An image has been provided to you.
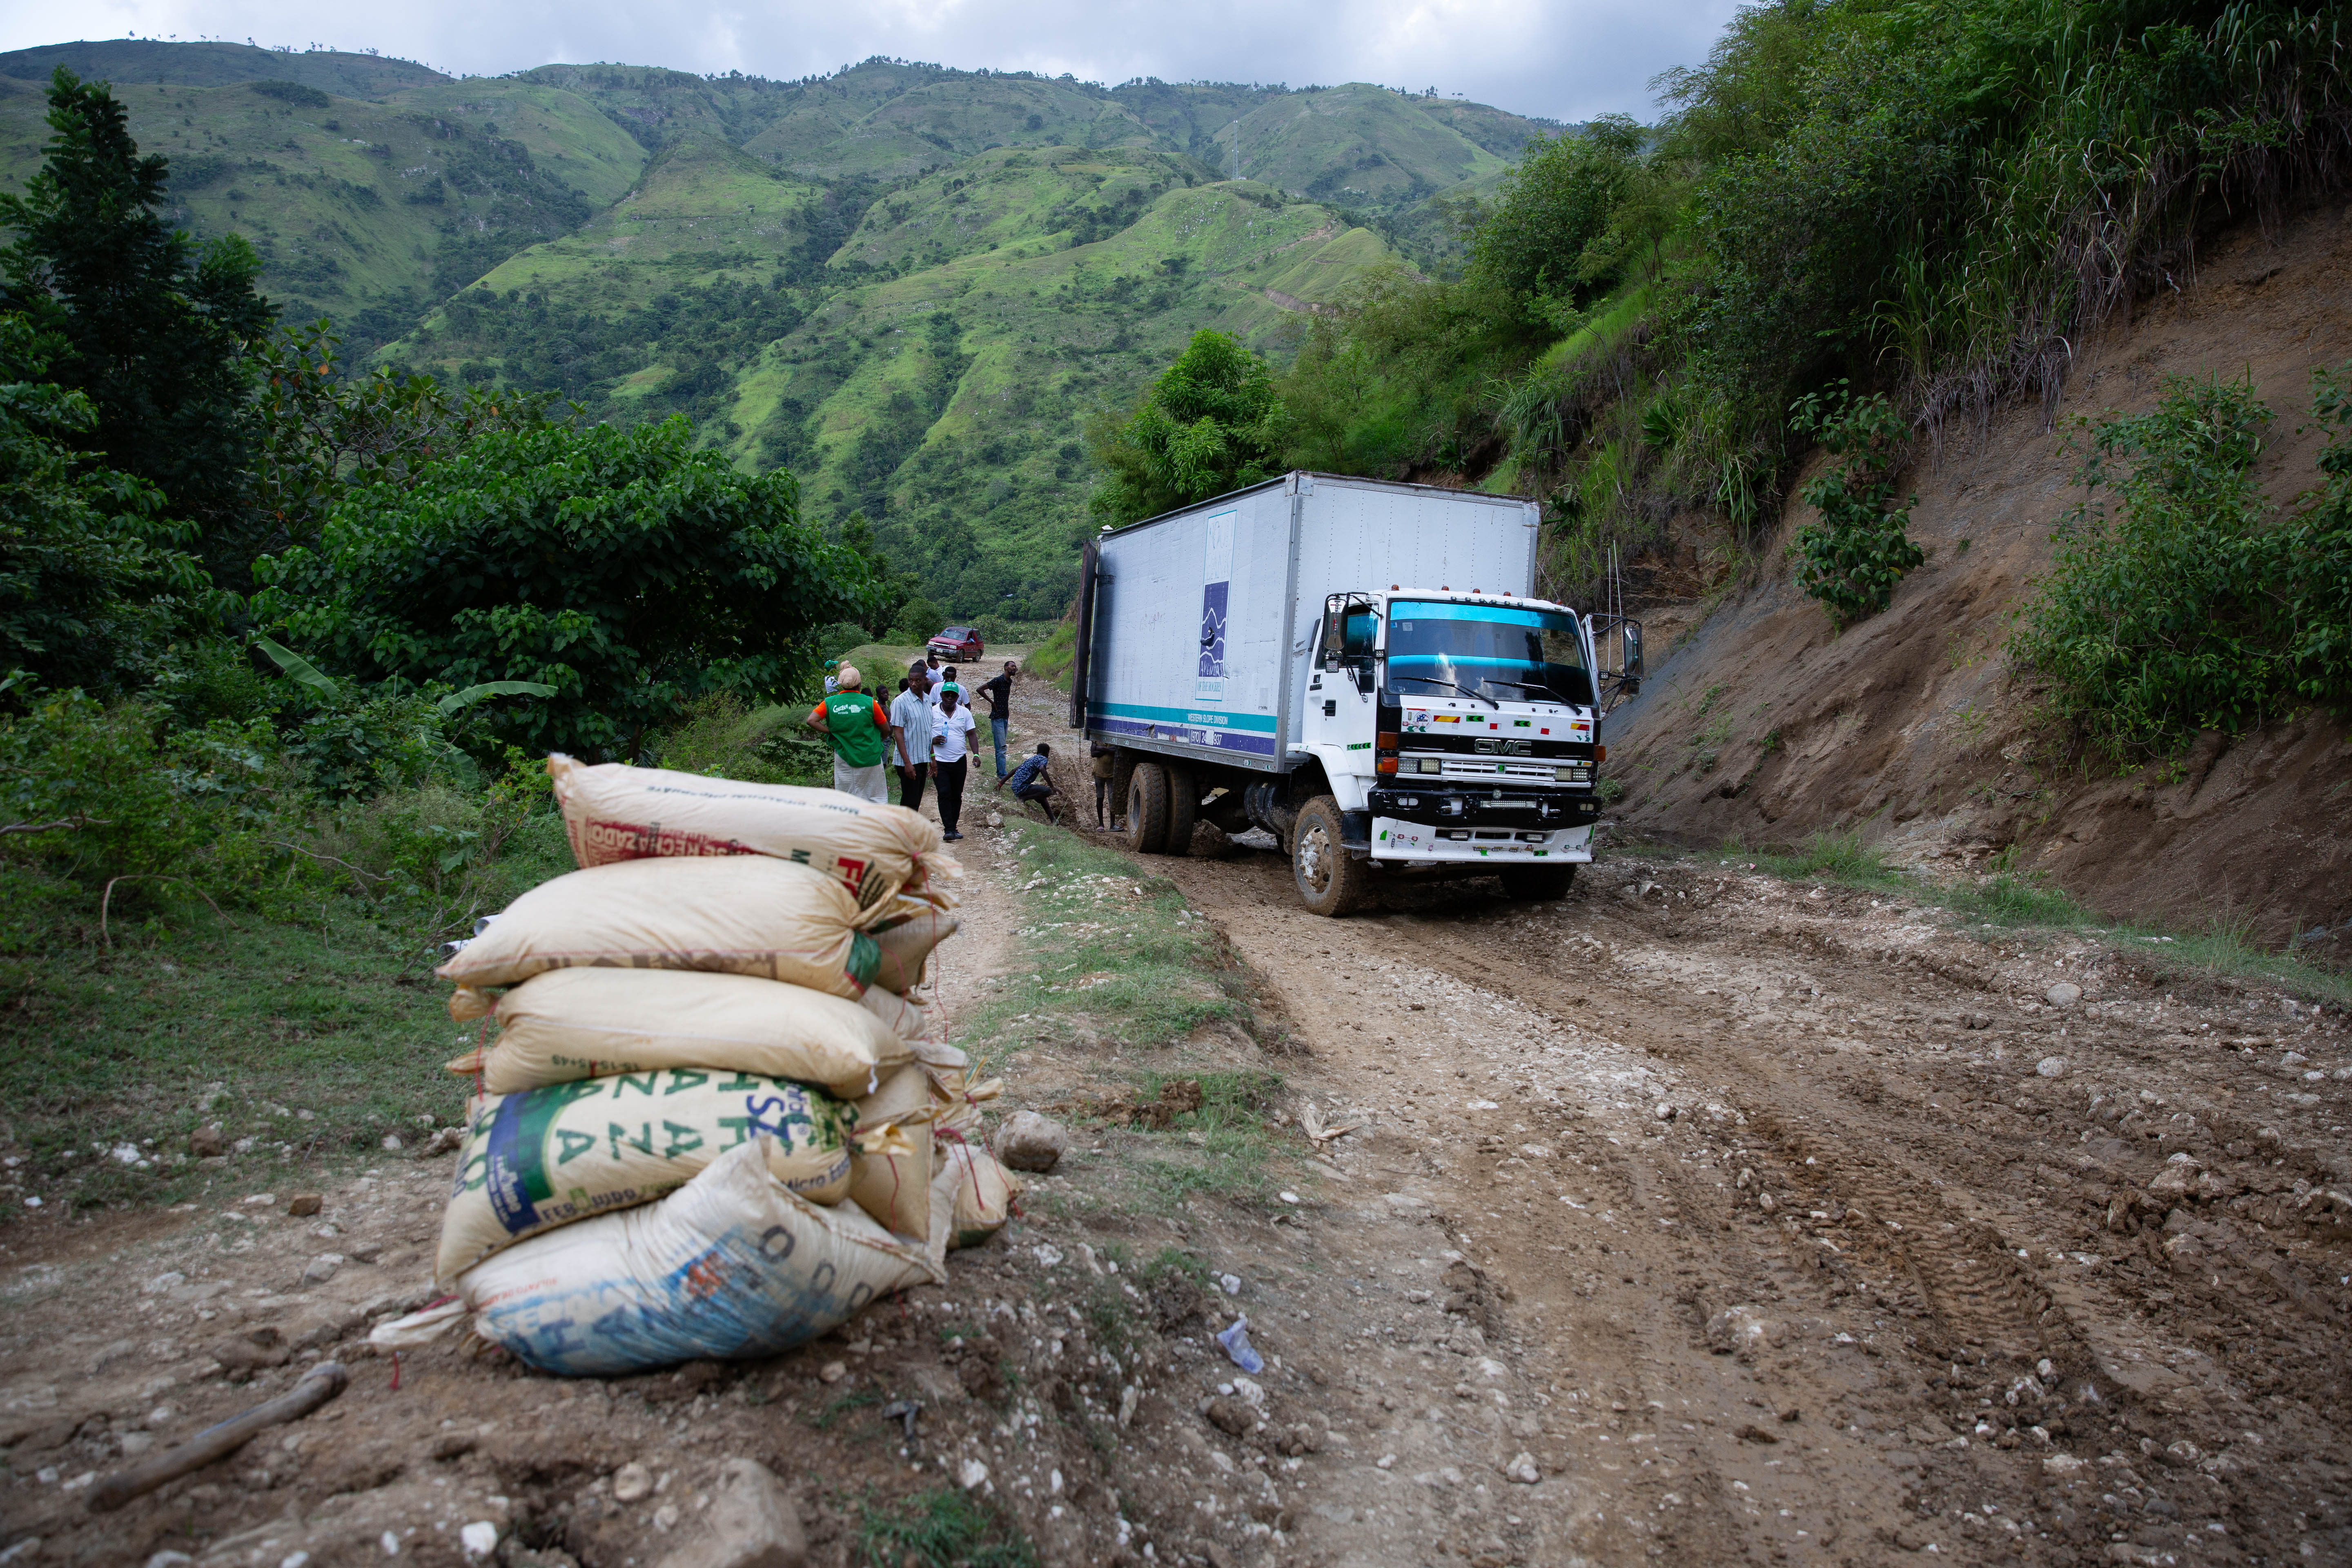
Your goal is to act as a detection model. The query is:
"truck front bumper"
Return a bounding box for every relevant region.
[1370,819,1593,863]
[1365,785,1599,864]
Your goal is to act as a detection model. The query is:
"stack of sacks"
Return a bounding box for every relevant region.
[390,761,976,1375]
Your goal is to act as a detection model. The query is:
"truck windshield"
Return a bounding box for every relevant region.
[1386,601,1595,708]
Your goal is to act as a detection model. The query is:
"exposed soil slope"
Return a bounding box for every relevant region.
[1604,203,2352,944]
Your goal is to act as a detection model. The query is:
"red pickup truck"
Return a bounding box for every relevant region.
[926,626,984,661]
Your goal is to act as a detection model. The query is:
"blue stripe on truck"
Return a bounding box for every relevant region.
[1094,708,1279,757]
[1095,703,1278,732]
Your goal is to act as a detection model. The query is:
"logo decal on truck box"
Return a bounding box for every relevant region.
[1195,509,1236,704]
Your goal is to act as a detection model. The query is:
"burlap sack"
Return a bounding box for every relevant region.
[939,1139,1019,1248]
[547,755,960,927]
[445,969,911,1099]
[856,1062,934,1127]
[869,907,959,993]
[846,1115,934,1240]
[437,1070,855,1282]
[437,856,895,998]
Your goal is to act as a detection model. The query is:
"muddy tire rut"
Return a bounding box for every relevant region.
[1146,839,2352,1566]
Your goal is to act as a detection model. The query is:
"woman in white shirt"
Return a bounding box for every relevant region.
[929,687,979,841]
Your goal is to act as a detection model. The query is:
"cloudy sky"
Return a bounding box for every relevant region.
[8,0,1743,123]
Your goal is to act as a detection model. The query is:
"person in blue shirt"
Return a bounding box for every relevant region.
[998,742,1059,824]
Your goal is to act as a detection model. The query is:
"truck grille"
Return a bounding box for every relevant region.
[1400,755,1577,782]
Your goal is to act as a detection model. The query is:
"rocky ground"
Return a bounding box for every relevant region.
[4,691,2349,1567]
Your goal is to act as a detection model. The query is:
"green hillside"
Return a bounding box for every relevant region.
[0,41,445,97]
[0,68,644,346]
[388,145,1387,615]
[1218,83,1515,203]
[0,39,1564,613]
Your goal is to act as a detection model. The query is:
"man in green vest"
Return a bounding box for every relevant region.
[804,663,892,802]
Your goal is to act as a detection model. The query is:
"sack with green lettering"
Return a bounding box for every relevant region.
[436,1069,856,1283]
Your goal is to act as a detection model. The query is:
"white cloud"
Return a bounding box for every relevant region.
[9,0,1741,122]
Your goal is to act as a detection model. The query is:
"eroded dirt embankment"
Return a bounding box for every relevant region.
[1604,203,2352,946]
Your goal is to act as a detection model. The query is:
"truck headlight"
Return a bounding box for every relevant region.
[1418,758,1443,775]
[1555,764,1592,783]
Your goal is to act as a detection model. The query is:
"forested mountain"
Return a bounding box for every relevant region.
[0,40,1557,615]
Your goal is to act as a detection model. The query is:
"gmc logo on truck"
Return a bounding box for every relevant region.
[1474,738,1532,756]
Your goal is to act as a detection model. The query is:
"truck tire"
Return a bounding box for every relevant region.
[1499,864,1575,901]
[1161,763,1198,857]
[1292,795,1369,917]
[1125,762,1170,855]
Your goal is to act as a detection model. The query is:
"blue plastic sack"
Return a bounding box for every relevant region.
[458,1139,942,1376]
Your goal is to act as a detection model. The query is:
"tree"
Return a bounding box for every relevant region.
[1470,116,1644,305]
[833,510,916,637]
[252,318,560,549]
[252,416,878,759]
[1087,330,1287,528]
[0,68,274,581]
[0,313,215,693]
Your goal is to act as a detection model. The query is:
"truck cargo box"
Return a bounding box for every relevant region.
[1072,473,1541,771]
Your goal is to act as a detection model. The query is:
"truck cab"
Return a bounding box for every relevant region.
[1293,588,1611,910]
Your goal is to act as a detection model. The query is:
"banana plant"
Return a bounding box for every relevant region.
[436,682,557,716]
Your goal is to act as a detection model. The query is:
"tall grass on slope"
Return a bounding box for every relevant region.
[1884,2,2352,428]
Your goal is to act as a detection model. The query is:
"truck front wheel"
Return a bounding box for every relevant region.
[1125,762,1170,855]
[1292,795,1369,916]
[1499,864,1575,901]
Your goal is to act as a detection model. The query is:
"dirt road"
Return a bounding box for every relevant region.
[6,712,2349,1567]
[1134,835,2352,1567]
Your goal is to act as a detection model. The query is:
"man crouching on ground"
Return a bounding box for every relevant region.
[998,742,1059,824]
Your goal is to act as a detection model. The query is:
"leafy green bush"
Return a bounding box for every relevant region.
[653,693,833,786]
[252,318,559,548]
[1280,266,1538,481]
[889,594,945,644]
[1088,330,1287,526]
[811,620,873,657]
[1787,384,1922,626]
[1025,621,1075,688]
[1471,116,1645,304]
[2010,368,2352,761]
[254,416,875,760]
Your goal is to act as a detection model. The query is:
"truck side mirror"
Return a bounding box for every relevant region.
[1321,608,1343,671]
[1623,624,1643,679]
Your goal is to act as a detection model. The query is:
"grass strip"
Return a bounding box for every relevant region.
[1701,831,2351,1007]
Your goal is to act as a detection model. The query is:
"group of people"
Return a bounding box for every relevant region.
[806,652,1061,832]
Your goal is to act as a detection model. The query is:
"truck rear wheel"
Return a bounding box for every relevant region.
[1124,762,1169,855]
[1499,864,1575,901]
[1161,763,1198,857]
[1292,795,1369,916]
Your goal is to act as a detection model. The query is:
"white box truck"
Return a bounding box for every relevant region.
[1069,472,1641,915]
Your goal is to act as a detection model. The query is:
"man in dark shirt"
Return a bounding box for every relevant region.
[1000,742,1058,824]
[976,660,1018,780]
